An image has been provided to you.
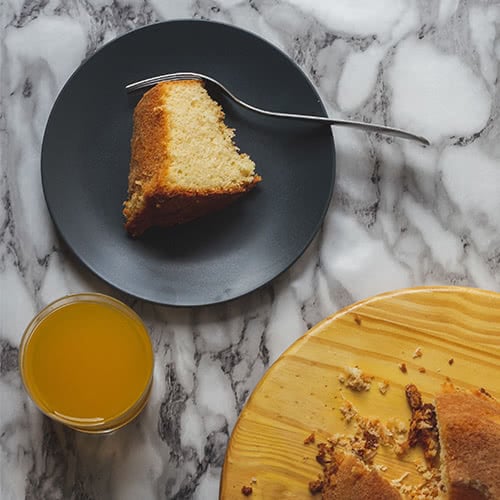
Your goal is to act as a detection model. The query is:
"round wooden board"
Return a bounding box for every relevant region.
[220,286,500,499]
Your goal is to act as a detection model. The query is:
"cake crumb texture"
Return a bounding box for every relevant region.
[123,80,261,236]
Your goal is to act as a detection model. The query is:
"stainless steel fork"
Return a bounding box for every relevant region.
[126,72,430,146]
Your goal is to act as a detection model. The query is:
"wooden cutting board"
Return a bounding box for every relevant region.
[220,286,500,499]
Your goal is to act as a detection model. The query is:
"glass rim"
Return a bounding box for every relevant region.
[19,293,154,433]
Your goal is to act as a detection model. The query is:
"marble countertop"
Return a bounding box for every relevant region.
[2,0,500,498]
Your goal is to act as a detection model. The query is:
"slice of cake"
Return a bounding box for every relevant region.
[123,80,261,237]
[435,387,500,499]
[319,452,402,500]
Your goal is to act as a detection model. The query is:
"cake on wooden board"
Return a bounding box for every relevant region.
[123,80,261,237]
[435,387,500,500]
[320,453,403,500]
[309,383,499,500]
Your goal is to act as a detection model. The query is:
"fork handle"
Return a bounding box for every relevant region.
[232,104,429,146]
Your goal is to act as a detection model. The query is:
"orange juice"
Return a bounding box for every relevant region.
[20,294,153,433]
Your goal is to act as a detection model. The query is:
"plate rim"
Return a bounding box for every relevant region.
[41,19,336,307]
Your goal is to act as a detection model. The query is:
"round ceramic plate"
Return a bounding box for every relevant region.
[42,20,335,306]
[220,286,500,498]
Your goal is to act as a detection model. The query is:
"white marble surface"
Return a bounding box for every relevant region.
[2,0,500,498]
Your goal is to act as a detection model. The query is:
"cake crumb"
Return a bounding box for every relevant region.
[308,477,324,494]
[405,384,440,464]
[250,477,257,484]
[413,347,423,359]
[479,387,493,398]
[338,366,373,391]
[448,358,454,365]
[399,363,408,374]
[389,420,410,456]
[241,485,252,496]
[304,432,315,445]
[415,461,427,473]
[339,400,358,423]
[391,471,410,485]
[378,380,390,395]
[418,367,426,373]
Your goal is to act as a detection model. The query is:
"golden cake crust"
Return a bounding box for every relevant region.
[127,81,170,196]
[123,80,261,236]
[436,388,500,500]
[322,453,402,500]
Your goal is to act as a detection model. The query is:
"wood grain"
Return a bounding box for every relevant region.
[220,287,500,499]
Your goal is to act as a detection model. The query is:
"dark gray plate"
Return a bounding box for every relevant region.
[41,20,335,306]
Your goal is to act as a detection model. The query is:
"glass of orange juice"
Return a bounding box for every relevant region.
[19,293,154,434]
